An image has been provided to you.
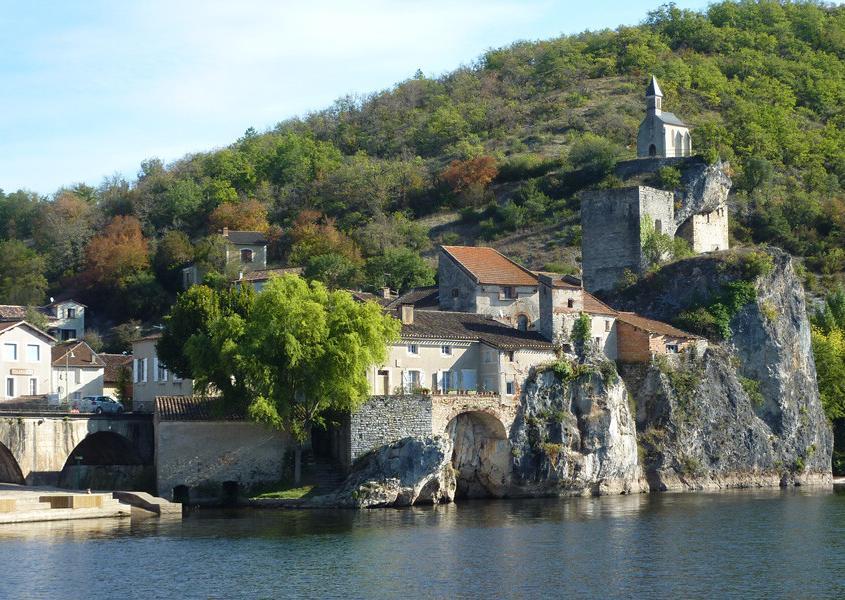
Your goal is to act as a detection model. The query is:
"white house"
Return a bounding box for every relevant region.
[131,334,193,411]
[0,299,86,341]
[0,321,55,401]
[51,340,105,403]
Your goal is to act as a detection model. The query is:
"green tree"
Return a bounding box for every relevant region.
[363,248,435,293]
[304,252,362,290]
[0,240,47,305]
[243,275,399,482]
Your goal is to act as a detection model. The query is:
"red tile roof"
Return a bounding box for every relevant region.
[100,353,133,383]
[156,396,245,421]
[441,246,538,287]
[51,341,105,368]
[616,312,701,339]
[583,292,618,316]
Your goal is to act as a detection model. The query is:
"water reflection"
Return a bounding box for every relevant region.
[0,488,842,600]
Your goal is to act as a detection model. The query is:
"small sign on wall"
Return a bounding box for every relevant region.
[10,368,34,376]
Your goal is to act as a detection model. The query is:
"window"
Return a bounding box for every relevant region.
[407,344,419,356]
[26,344,39,362]
[29,378,37,396]
[5,378,14,398]
[441,371,452,392]
[441,345,452,356]
[605,320,611,332]
[451,288,459,298]
[567,298,574,309]
[73,369,81,384]
[66,308,76,319]
[3,343,17,361]
[241,248,254,263]
[666,344,679,353]
[506,381,515,395]
[60,329,75,341]
[503,286,516,299]
[408,370,421,390]
[655,219,662,234]
[594,337,601,347]
[506,351,515,362]
[517,315,529,331]
[158,362,168,382]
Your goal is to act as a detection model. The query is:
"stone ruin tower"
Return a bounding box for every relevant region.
[580,76,732,293]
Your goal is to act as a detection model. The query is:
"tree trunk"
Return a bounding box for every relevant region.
[294,444,302,485]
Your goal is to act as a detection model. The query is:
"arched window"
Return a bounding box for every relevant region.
[516,315,529,331]
[684,132,692,156]
[241,248,254,263]
[674,131,683,157]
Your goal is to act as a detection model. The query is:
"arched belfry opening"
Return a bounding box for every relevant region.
[445,411,511,498]
[0,442,25,485]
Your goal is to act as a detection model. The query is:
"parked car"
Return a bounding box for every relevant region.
[79,396,125,414]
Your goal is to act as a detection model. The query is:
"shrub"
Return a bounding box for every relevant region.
[540,442,565,468]
[571,313,592,352]
[567,133,622,180]
[658,166,682,189]
[739,376,765,407]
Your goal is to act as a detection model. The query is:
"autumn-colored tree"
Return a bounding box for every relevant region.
[441,156,498,206]
[208,199,269,233]
[288,210,361,266]
[84,216,150,288]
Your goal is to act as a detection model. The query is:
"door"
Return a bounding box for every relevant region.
[377,370,389,395]
[461,369,477,392]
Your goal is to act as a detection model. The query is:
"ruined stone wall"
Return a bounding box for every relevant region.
[678,204,729,253]
[581,186,674,293]
[348,395,432,464]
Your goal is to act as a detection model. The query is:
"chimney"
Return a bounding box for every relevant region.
[222,227,229,237]
[381,287,391,299]
[400,304,414,325]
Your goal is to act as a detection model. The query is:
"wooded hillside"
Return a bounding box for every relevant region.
[3,0,845,346]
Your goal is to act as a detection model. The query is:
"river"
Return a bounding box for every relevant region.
[0,488,843,599]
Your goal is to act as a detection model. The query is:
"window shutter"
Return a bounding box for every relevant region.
[153,358,159,382]
[402,370,410,393]
[132,360,138,384]
[142,358,148,383]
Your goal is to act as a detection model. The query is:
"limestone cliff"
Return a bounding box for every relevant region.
[608,248,833,489]
[509,360,642,496]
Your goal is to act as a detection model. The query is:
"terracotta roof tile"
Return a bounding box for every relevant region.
[100,353,133,383]
[583,292,618,316]
[616,312,700,339]
[396,309,553,351]
[441,246,538,287]
[156,396,246,421]
[51,341,105,368]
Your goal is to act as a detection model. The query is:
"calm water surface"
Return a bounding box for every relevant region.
[0,488,844,599]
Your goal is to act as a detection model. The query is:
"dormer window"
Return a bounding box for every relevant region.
[241,248,254,263]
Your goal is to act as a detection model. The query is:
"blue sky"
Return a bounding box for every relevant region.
[0,0,708,195]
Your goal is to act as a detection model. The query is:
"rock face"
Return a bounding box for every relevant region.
[674,159,732,227]
[333,436,456,508]
[509,360,642,496]
[609,248,833,489]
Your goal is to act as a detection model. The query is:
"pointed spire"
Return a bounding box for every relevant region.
[646,75,663,98]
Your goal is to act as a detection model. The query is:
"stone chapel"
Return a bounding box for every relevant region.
[637,76,692,158]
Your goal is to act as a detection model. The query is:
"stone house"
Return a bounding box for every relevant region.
[182,228,269,289]
[0,299,86,341]
[437,246,540,330]
[537,273,619,358]
[0,321,54,401]
[51,340,105,404]
[615,312,706,363]
[154,395,289,503]
[131,334,193,411]
[99,353,133,400]
[368,305,555,398]
[637,76,692,158]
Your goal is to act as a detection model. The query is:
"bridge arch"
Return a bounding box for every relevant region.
[0,442,25,485]
[445,410,511,498]
[58,431,149,491]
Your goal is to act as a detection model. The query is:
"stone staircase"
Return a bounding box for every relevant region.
[0,492,130,524]
[304,455,346,494]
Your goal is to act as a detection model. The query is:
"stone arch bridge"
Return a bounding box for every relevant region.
[0,412,154,491]
[348,394,519,497]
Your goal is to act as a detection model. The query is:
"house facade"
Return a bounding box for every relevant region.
[131,335,193,411]
[182,228,269,289]
[51,340,105,403]
[0,299,86,341]
[367,305,556,398]
[437,246,540,330]
[0,321,54,401]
